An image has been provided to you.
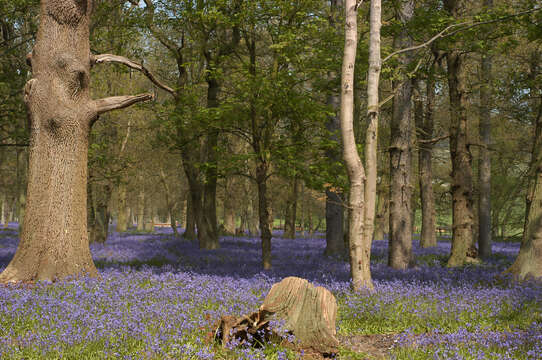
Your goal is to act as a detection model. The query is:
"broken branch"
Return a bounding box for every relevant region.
[94,94,153,115]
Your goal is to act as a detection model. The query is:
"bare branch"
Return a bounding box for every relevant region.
[382,7,541,63]
[94,94,153,115]
[141,0,183,57]
[92,54,177,97]
[355,0,364,10]
[419,134,450,144]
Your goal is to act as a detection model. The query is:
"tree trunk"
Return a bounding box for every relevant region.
[415,78,437,248]
[222,176,236,235]
[159,168,178,236]
[256,162,273,270]
[446,53,474,267]
[341,0,379,291]
[184,193,196,240]
[248,195,259,236]
[144,205,154,232]
[507,51,542,279]
[116,182,128,233]
[374,185,389,241]
[0,0,150,282]
[91,183,111,243]
[1,194,6,227]
[323,0,345,256]
[215,277,339,355]
[137,190,145,232]
[324,190,345,255]
[388,0,414,270]
[283,176,298,239]
[16,147,28,232]
[478,1,493,258]
[444,0,473,267]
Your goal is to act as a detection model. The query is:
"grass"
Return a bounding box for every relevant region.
[0,226,540,359]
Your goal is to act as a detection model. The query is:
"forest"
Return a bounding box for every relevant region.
[0,0,541,359]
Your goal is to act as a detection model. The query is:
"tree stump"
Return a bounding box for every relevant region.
[214,277,339,355]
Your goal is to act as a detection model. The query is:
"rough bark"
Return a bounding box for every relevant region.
[283,176,298,239]
[445,0,474,267]
[324,0,345,257]
[478,1,493,258]
[222,176,236,235]
[184,195,196,240]
[201,77,220,249]
[16,146,28,232]
[247,195,259,237]
[415,78,437,248]
[90,183,111,243]
[256,163,273,270]
[116,182,128,232]
[507,51,542,280]
[325,190,345,255]
[374,184,389,241]
[215,277,339,355]
[136,189,145,232]
[1,195,6,227]
[388,0,414,270]
[0,0,151,283]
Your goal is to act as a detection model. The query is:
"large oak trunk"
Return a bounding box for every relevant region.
[0,0,98,282]
[0,0,152,283]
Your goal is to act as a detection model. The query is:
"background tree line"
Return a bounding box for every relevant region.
[0,0,540,284]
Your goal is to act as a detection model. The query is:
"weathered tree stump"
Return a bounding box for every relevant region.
[214,277,339,355]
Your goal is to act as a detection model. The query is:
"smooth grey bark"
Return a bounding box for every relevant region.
[340,0,380,291]
[388,0,414,270]
[478,0,493,258]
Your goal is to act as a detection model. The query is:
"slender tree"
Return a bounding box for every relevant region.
[341,0,381,291]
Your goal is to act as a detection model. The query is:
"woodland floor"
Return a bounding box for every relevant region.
[0,224,540,359]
